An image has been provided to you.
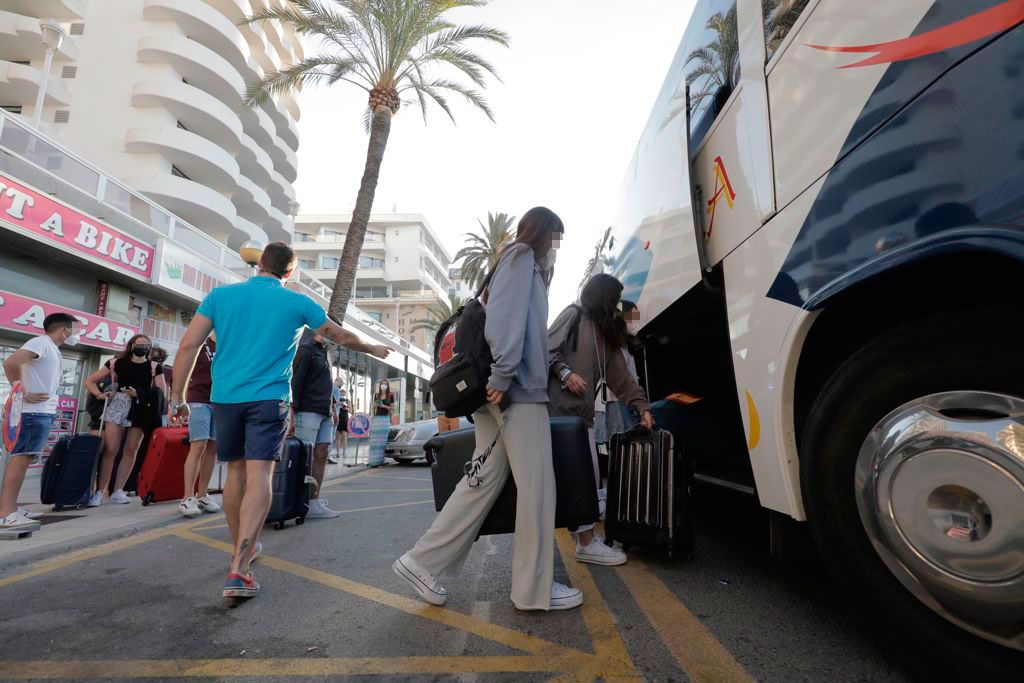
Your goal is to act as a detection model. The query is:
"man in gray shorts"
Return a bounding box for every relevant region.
[178,333,221,518]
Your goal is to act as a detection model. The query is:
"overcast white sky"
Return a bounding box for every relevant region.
[294,0,696,316]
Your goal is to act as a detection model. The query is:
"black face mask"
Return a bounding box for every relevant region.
[132,348,150,358]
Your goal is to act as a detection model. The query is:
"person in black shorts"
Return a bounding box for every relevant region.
[332,377,349,462]
[84,334,166,506]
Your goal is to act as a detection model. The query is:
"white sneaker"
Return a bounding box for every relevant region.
[576,536,628,566]
[393,554,448,606]
[87,492,103,508]
[306,498,340,519]
[549,582,584,610]
[19,507,43,520]
[515,582,584,611]
[0,512,37,529]
[179,497,201,518]
[197,495,221,513]
[109,490,131,505]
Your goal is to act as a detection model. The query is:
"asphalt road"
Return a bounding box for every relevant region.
[0,463,916,682]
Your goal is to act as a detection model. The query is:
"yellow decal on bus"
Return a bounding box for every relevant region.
[744,389,761,451]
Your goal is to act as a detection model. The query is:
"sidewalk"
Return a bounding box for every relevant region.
[0,454,372,571]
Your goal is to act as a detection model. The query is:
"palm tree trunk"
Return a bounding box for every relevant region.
[327,105,393,323]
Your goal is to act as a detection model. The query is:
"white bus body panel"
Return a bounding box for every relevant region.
[768,1,934,210]
[721,174,829,519]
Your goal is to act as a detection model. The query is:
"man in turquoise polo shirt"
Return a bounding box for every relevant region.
[170,242,390,599]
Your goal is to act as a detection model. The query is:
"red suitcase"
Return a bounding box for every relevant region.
[137,427,190,506]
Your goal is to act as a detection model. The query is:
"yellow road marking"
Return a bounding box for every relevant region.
[0,515,215,589]
[554,530,638,679]
[616,560,753,682]
[0,655,594,679]
[175,529,586,660]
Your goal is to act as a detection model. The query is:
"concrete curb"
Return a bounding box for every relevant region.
[0,463,375,573]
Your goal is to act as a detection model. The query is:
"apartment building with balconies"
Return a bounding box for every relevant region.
[0,0,301,250]
[294,214,453,352]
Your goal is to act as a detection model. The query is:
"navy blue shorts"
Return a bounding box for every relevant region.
[212,400,289,462]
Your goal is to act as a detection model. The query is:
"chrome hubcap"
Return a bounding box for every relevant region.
[856,391,1024,651]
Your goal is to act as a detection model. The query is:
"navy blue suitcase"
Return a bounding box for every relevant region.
[266,437,312,529]
[428,416,600,535]
[40,433,102,511]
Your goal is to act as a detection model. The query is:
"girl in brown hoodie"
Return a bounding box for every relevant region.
[548,274,654,566]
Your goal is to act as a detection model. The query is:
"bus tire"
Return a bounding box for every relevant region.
[800,309,1024,680]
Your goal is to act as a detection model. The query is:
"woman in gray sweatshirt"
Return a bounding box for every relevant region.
[396,207,585,612]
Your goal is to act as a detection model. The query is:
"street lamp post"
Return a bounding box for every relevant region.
[239,240,265,279]
[32,21,66,130]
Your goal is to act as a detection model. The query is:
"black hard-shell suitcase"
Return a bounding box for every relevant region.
[605,427,694,559]
[266,437,312,529]
[428,416,600,535]
[40,433,101,511]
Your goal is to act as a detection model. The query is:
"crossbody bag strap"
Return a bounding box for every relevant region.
[592,321,608,403]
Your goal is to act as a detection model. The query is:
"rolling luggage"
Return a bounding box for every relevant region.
[428,416,600,535]
[40,432,102,511]
[266,437,313,529]
[605,427,695,560]
[137,427,190,506]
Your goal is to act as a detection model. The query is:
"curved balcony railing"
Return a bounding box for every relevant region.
[131,81,243,154]
[125,126,240,192]
[0,59,71,106]
[142,0,254,81]
[4,0,84,20]
[137,35,244,111]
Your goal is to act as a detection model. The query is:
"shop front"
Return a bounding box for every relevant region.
[0,289,139,465]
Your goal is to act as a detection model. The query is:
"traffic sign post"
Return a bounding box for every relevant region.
[346,413,371,466]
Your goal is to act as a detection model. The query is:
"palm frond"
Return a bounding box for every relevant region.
[245,55,352,106]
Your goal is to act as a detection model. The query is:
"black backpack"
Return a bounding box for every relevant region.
[429,276,494,418]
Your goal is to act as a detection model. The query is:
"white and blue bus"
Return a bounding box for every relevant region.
[607,0,1023,674]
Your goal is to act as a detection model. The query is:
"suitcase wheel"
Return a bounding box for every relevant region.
[273,521,284,530]
[295,516,305,526]
[52,505,63,512]
[142,492,154,506]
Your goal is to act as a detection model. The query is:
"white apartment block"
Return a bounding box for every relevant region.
[294,214,453,351]
[447,266,475,302]
[0,0,301,249]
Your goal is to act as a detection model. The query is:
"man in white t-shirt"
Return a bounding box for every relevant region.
[1,312,82,528]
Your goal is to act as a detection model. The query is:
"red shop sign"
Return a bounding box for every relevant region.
[0,289,139,351]
[0,172,155,279]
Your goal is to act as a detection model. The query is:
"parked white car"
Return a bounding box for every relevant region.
[384,417,471,464]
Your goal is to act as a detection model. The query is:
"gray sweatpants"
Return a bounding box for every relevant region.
[406,402,556,610]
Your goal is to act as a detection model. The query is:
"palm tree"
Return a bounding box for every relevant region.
[452,211,515,290]
[578,226,612,297]
[410,291,464,335]
[763,0,809,57]
[244,0,509,322]
[684,5,740,120]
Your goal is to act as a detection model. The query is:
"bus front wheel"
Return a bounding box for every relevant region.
[801,310,1024,678]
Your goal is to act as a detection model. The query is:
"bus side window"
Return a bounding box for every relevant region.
[764,0,810,62]
[686,0,741,150]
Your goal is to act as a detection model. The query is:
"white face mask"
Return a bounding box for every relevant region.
[543,249,558,270]
[64,332,81,347]
[626,321,642,337]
